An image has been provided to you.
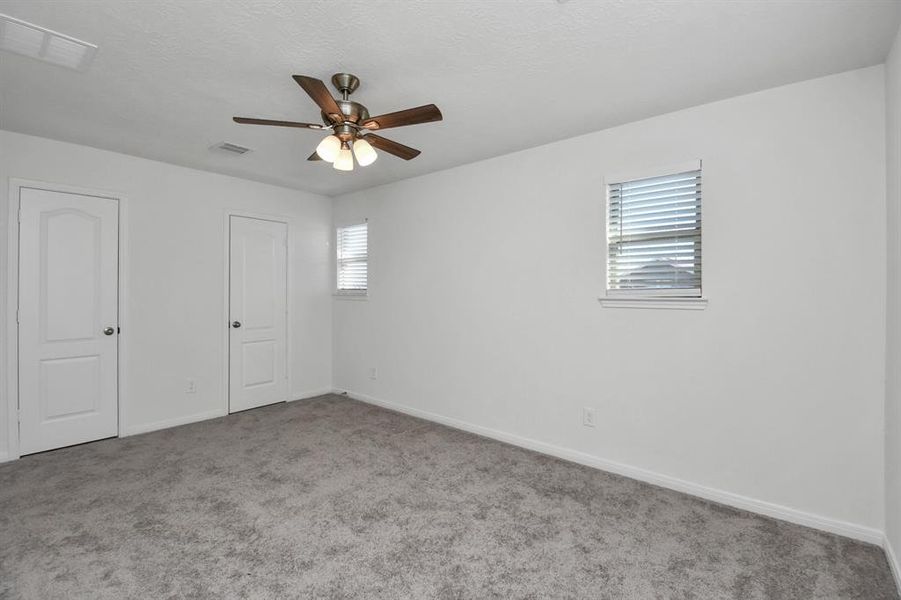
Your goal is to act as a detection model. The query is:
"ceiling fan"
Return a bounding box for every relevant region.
[233,73,442,172]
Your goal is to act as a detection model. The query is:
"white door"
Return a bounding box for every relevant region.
[228,216,288,412]
[18,187,119,455]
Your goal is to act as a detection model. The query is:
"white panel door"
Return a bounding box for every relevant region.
[229,216,288,412]
[18,188,119,455]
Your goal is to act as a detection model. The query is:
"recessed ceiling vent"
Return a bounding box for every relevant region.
[0,14,98,71]
[212,142,252,155]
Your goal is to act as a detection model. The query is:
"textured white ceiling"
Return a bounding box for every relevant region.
[0,0,899,196]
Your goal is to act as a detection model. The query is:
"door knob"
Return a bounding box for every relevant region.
[231,321,242,328]
[103,327,115,336]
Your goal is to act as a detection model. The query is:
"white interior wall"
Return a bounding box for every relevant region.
[0,130,333,460]
[885,24,901,571]
[332,67,888,537]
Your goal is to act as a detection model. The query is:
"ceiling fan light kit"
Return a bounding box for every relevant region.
[333,143,355,171]
[353,138,378,166]
[316,134,342,162]
[234,73,442,173]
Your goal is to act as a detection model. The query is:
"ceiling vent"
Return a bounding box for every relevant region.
[211,142,252,155]
[0,14,97,71]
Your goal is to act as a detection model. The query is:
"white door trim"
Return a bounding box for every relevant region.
[5,178,129,461]
[222,210,292,414]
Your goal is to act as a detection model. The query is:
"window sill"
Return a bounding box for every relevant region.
[334,292,368,301]
[598,296,708,310]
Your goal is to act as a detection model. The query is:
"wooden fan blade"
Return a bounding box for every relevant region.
[365,134,421,160]
[292,75,344,124]
[233,117,326,129]
[308,151,322,161]
[360,104,442,130]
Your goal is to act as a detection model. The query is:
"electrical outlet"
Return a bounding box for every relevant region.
[368,368,378,380]
[582,407,596,428]
[186,378,197,394]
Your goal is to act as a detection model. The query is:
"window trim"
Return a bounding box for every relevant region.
[335,219,368,299]
[602,159,704,306]
[598,297,708,310]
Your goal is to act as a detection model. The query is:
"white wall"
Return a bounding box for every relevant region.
[0,130,333,459]
[333,67,887,536]
[885,25,901,566]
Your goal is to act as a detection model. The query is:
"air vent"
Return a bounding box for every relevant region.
[0,14,97,71]
[212,142,252,155]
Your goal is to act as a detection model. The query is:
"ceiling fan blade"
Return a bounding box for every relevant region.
[292,75,345,124]
[233,117,326,129]
[307,151,322,161]
[365,134,421,160]
[360,104,442,130]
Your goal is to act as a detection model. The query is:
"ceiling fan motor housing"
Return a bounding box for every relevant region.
[323,74,370,139]
[324,100,370,126]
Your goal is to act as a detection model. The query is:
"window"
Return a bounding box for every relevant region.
[336,222,368,295]
[607,164,702,298]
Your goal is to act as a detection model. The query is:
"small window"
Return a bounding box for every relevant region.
[336,222,368,295]
[607,165,702,297]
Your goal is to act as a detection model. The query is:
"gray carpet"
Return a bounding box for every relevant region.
[0,394,896,599]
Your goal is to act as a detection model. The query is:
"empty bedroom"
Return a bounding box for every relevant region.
[3,0,901,598]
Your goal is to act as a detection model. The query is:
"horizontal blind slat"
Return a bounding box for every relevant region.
[610,199,701,217]
[610,213,701,227]
[610,188,701,205]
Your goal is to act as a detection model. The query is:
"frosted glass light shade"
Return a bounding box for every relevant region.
[333,146,354,171]
[316,135,341,162]
[353,138,378,166]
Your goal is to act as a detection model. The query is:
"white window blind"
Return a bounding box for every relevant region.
[607,168,701,296]
[336,222,368,293]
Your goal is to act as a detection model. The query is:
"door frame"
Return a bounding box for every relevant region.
[222,210,292,414]
[5,178,129,461]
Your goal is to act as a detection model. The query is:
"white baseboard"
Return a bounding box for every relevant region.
[121,408,228,437]
[93,389,332,439]
[291,388,334,402]
[885,535,901,595]
[338,388,884,546]
[9,389,334,457]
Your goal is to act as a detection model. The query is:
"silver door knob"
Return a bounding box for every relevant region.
[103,327,115,336]
[231,321,242,328]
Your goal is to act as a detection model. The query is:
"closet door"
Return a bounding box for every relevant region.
[18,187,119,455]
[228,216,288,412]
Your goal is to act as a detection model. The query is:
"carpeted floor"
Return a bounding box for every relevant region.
[0,394,896,599]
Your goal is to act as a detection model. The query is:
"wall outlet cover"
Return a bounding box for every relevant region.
[583,407,596,427]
